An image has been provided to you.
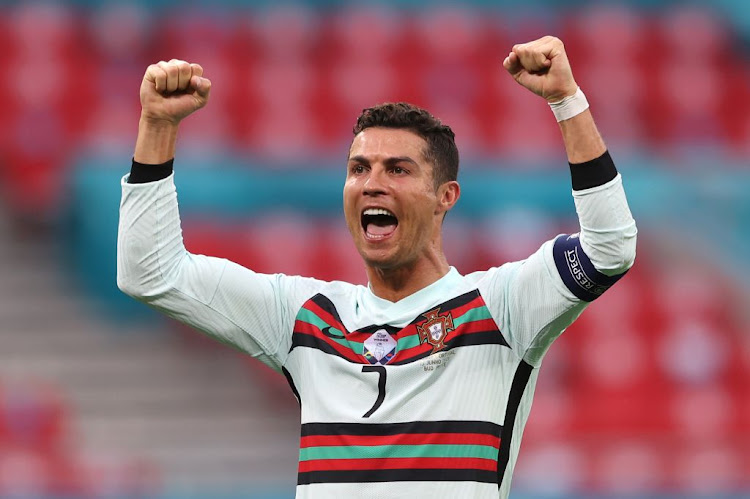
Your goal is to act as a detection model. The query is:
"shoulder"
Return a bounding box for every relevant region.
[464,260,525,288]
[274,273,363,297]
[273,273,365,309]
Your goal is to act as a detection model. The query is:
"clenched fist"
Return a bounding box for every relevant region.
[503,36,577,103]
[140,59,211,125]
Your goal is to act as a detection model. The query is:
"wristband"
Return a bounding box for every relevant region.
[129,158,174,184]
[549,87,589,122]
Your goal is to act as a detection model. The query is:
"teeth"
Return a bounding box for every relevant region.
[363,208,395,217]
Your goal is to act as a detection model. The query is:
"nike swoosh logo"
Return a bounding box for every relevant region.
[321,326,345,339]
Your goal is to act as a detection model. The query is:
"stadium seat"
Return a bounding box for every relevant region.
[0,379,67,452]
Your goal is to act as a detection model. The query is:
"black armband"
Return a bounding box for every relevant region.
[569,150,618,191]
[128,158,174,184]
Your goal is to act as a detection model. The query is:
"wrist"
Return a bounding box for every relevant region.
[548,87,589,122]
[139,113,181,131]
[134,115,179,164]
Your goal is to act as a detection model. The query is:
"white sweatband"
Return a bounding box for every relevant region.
[549,87,589,122]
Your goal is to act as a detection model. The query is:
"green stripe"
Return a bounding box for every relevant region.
[396,335,421,350]
[453,306,494,327]
[300,444,497,461]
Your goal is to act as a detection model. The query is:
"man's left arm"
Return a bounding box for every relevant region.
[494,36,637,365]
[504,35,637,275]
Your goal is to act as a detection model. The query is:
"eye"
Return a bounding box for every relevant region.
[391,166,407,175]
[350,164,366,175]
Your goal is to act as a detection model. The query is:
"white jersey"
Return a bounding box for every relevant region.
[117,172,636,499]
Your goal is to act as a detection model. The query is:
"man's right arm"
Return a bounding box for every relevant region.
[117,61,314,371]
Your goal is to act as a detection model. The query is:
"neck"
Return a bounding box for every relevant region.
[366,254,451,303]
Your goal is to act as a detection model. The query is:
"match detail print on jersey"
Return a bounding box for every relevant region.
[297,420,503,485]
[290,290,510,365]
[552,233,627,302]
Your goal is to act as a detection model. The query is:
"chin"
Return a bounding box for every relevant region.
[360,249,418,272]
[361,255,394,270]
[359,250,399,270]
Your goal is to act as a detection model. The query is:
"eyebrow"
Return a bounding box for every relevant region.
[348,155,419,167]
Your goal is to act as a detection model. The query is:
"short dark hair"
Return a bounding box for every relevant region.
[352,102,459,188]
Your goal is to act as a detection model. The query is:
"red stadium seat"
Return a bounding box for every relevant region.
[87,3,152,61]
[0,447,55,498]
[326,5,404,62]
[7,3,80,61]
[251,4,320,61]
[0,379,67,452]
[563,4,645,64]
[660,6,728,64]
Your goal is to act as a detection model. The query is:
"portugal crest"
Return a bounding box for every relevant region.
[416,308,455,352]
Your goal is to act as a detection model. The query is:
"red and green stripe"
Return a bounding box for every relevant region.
[297,420,502,485]
[291,290,509,365]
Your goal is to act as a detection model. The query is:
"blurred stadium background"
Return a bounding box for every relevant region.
[0,0,748,498]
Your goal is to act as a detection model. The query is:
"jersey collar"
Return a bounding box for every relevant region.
[360,267,464,324]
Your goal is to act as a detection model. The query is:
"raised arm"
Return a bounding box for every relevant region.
[487,37,637,365]
[503,35,604,163]
[117,61,319,371]
[134,59,210,164]
[503,35,636,276]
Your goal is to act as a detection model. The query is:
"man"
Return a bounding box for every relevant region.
[118,36,637,498]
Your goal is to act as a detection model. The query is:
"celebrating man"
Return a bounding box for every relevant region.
[118,36,637,498]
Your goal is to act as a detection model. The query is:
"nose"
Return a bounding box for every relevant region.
[363,166,388,196]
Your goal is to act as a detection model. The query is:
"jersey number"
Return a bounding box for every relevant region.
[361,366,386,418]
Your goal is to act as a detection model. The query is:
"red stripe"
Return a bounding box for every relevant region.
[299,457,497,473]
[455,318,501,335]
[391,336,432,362]
[394,323,418,342]
[301,433,500,449]
[294,321,361,363]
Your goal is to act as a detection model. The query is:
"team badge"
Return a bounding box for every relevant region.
[416,308,455,353]
[363,329,397,365]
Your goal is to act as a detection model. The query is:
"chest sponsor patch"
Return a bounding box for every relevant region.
[363,329,397,365]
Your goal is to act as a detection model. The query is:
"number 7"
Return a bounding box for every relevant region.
[361,366,387,418]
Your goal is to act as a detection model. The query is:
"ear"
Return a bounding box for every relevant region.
[436,180,460,215]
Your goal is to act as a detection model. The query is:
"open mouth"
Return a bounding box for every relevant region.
[361,208,398,239]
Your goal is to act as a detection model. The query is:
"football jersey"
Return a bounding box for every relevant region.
[117,173,635,498]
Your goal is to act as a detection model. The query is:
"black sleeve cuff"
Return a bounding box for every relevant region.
[128,158,174,184]
[569,150,618,191]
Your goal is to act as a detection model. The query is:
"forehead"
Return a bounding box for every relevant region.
[348,127,428,162]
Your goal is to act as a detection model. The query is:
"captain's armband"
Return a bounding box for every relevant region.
[552,234,627,302]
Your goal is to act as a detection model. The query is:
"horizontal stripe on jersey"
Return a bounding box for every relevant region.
[301,433,500,449]
[300,443,498,461]
[299,456,498,472]
[301,420,501,436]
[290,290,509,364]
[297,420,502,485]
[298,468,498,485]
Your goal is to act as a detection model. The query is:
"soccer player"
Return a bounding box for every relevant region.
[118,36,637,498]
